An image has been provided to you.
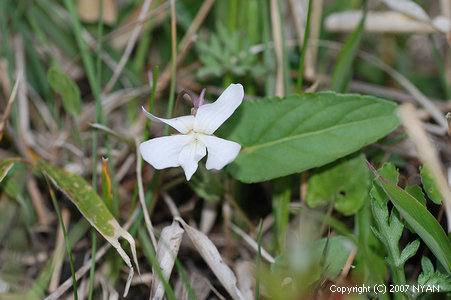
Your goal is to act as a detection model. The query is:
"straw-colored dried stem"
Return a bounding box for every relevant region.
[27,176,51,226]
[103,0,154,94]
[270,0,284,97]
[135,137,158,249]
[178,0,215,52]
[305,0,322,79]
[398,103,451,232]
[48,208,70,292]
[228,223,275,264]
[0,70,21,142]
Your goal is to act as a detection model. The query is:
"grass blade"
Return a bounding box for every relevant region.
[368,162,451,274]
[330,3,367,92]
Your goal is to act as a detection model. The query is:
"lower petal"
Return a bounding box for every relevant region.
[140,135,191,169]
[178,139,207,180]
[199,135,241,170]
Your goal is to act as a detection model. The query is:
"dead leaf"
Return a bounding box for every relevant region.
[175,217,245,300]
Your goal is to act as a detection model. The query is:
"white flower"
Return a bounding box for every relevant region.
[140,83,244,180]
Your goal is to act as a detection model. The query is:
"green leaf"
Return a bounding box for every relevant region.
[47,67,81,117]
[39,162,139,296]
[218,92,399,183]
[0,158,16,182]
[330,6,367,92]
[405,185,426,207]
[399,239,420,264]
[369,162,399,205]
[420,166,442,205]
[370,163,451,274]
[417,257,451,293]
[306,153,370,215]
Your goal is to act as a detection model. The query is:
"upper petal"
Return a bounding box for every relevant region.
[178,136,207,180]
[198,135,241,170]
[142,107,195,134]
[194,84,244,134]
[140,135,191,169]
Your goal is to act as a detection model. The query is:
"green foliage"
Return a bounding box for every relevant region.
[306,153,370,215]
[420,166,442,205]
[269,236,354,298]
[40,162,116,236]
[218,92,399,183]
[196,22,265,78]
[47,67,81,117]
[370,163,420,297]
[416,257,451,294]
[370,163,451,274]
[405,184,427,207]
[40,161,139,296]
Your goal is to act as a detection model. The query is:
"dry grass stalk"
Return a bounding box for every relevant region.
[104,0,154,94]
[135,138,158,249]
[397,103,451,231]
[270,0,284,97]
[151,221,184,300]
[27,176,51,226]
[380,0,430,23]
[305,0,322,79]
[228,223,275,264]
[0,70,21,142]
[49,208,71,292]
[178,0,216,52]
[163,192,180,217]
[287,0,306,51]
[44,207,140,300]
[325,11,438,33]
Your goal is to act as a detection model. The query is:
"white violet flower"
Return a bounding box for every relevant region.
[140,83,244,180]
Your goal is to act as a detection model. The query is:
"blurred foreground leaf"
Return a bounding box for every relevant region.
[0,159,16,182]
[39,162,139,296]
[47,67,81,117]
[218,92,399,183]
[306,153,370,215]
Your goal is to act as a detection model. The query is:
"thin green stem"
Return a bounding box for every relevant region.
[296,0,312,93]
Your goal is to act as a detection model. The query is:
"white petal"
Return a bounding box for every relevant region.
[178,136,207,180]
[199,135,241,170]
[194,84,244,134]
[140,135,191,169]
[142,107,194,134]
